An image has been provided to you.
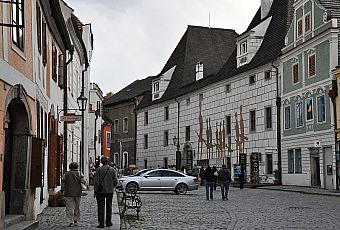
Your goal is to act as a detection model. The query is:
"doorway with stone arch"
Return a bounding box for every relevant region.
[2,84,33,217]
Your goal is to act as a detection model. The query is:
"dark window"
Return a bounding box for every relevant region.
[36,2,41,53]
[225,84,231,93]
[12,0,24,50]
[266,154,273,174]
[186,98,190,106]
[284,105,291,129]
[306,98,313,120]
[163,131,169,147]
[52,44,57,82]
[249,75,255,85]
[317,95,326,122]
[144,112,148,125]
[123,118,128,133]
[185,126,190,141]
[114,120,119,134]
[144,159,148,169]
[199,93,203,101]
[265,71,271,80]
[295,149,302,173]
[250,110,256,131]
[144,134,148,149]
[164,106,169,121]
[265,107,272,129]
[226,116,231,135]
[288,150,294,173]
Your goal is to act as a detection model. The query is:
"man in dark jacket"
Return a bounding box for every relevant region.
[204,166,215,200]
[218,164,231,200]
[94,156,118,228]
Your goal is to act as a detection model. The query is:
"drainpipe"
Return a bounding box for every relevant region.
[63,46,74,173]
[329,76,339,190]
[272,61,282,185]
[133,98,138,167]
[175,98,180,170]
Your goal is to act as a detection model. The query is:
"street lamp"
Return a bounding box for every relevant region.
[173,135,181,170]
[77,92,88,112]
[77,91,87,173]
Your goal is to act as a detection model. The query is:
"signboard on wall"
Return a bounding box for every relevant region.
[186,150,193,173]
[250,152,259,177]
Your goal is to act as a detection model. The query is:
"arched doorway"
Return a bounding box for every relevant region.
[3,84,32,216]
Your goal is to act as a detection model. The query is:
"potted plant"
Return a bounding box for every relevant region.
[273,169,280,185]
[48,191,66,207]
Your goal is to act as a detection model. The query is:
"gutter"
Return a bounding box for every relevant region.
[272,61,282,185]
[63,46,74,173]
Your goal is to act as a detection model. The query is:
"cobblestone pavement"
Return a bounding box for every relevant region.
[37,188,120,230]
[120,186,340,230]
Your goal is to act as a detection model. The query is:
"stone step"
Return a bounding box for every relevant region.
[4,215,25,228]
[5,220,39,230]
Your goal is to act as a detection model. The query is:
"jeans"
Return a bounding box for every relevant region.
[205,181,214,200]
[96,193,113,226]
[220,181,230,199]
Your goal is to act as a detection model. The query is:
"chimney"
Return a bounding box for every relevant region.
[261,0,273,19]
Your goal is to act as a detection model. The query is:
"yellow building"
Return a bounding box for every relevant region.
[0,0,72,228]
[332,66,340,191]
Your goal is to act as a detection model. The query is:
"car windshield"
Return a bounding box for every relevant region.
[132,169,151,176]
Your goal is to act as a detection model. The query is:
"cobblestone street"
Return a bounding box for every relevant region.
[121,187,340,230]
[37,186,340,229]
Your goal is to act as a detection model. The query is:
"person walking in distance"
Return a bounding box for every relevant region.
[218,164,231,200]
[199,166,205,186]
[212,166,218,190]
[63,162,86,227]
[204,166,215,200]
[94,156,118,228]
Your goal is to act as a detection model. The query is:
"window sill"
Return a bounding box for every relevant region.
[11,44,26,61]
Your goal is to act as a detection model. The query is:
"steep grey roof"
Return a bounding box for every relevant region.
[137,0,294,109]
[103,76,154,106]
[215,0,294,80]
[318,0,340,65]
[138,26,238,108]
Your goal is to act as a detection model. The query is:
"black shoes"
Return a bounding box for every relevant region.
[97,224,104,228]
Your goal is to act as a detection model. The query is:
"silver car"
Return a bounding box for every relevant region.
[118,169,199,195]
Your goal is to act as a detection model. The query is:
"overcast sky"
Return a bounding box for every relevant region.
[66,0,260,95]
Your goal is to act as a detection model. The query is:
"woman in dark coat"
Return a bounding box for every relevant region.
[212,166,218,190]
[205,166,215,200]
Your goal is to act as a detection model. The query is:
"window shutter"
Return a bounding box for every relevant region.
[293,64,299,83]
[48,132,58,188]
[30,137,44,188]
[309,55,315,76]
[305,14,311,32]
[297,19,303,37]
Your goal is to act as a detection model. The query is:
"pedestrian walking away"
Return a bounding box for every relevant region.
[218,164,231,200]
[199,166,205,186]
[94,156,118,228]
[62,162,86,227]
[212,166,218,190]
[204,166,215,200]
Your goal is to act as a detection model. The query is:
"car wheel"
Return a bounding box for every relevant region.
[175,183,188,195]
[126,182,139,193]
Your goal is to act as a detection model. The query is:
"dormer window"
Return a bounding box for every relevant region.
[195,61,204,81]
[153,81,159,93]
[240,41,247,55]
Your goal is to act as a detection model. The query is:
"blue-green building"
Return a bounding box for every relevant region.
[281,0,339,189]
